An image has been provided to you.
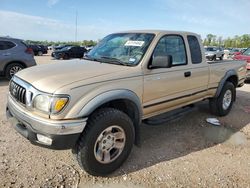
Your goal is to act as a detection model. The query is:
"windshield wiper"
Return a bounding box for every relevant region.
[100,56,132,66]
[83,55,100,62]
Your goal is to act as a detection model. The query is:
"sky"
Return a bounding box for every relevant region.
[0,0,249,41]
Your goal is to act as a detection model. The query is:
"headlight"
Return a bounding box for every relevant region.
[33,94,69,114]
[33,95,51,113]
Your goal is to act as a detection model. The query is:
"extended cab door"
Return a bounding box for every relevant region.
[143,34,209,118]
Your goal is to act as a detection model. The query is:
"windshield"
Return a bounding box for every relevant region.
[61,46,72,50]
[205,47,216,52]
[243,48,250,56]
[87,33,155,66]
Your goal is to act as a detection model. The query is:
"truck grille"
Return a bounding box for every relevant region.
[9,81,26,105]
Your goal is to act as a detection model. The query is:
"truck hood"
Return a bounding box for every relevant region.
[16,59,131,93]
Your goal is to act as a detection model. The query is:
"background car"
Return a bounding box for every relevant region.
[51,46,87,59]
[53,44,71,51]
[0,37,36,79]
[234,48,250,81]
[29,44,48,56]
[204,46,224,61]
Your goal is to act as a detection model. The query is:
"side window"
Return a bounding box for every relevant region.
[0,41,15,50]
[187,35,202,64]
[153,35,187,66]
[0,41,5,50]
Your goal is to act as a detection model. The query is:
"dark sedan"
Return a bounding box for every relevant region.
[52,46,87,60]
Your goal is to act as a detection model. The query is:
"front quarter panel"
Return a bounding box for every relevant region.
[50,74,143,120]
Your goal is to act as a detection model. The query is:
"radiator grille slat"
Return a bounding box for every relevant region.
[9,81,26,105]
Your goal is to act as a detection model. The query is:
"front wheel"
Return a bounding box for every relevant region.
[209,82,235,116]
[38,51,43,56]
[75,108,135,176]
[219,54,224,60]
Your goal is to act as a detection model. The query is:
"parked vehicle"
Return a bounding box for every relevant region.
[204,46,224,61]
[6,30,246,176]
[0,37,36,79]
[53,44,71,51]
[29,45,48,56]
[51,46,87,59]
[234,48,250,80]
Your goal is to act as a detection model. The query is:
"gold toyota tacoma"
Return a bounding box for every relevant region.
[6,30,246,176]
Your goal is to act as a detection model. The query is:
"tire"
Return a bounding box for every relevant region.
[38,51,43,56]
[75,108,135,176]
[209,82,235,116]
[219,54,224,60]
[212,55,216,61]
[5,63,24,80]
[63,54,69,60]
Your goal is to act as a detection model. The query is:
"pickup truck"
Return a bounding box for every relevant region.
[6,30,246,176]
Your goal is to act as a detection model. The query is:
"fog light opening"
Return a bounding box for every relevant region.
[37,134,52,145]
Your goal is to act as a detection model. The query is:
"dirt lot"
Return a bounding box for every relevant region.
[0,54,250,187]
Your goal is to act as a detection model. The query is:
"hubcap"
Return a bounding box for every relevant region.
[94,125,126,164]
[9,66,22,77]
[222,90,232,110]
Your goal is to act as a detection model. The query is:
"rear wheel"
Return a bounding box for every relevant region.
[209,82,235,116]
[75,108,134,176]
[5,63,24,80]
[219,54,224,60]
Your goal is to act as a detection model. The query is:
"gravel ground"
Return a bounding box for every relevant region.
[0,54,250,187]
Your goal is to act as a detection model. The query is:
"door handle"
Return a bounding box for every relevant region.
[184,71,191,77]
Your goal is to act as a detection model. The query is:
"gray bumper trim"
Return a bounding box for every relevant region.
[7,96,87,135]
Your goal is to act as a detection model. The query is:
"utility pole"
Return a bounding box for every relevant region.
[75,10,78,42]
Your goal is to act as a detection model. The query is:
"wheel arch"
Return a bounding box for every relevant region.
[215,70,238,100]
[78,90,143,145]
[4,61,27,74]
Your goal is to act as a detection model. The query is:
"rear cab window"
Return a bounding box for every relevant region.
[187,35,202,64]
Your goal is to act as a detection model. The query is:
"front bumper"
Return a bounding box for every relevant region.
[6,96,87,149]
[205,54,215,60]
[246,70,250,80]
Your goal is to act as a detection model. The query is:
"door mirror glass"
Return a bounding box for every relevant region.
[149,55,172,69]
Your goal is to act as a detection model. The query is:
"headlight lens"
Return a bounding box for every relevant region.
[33,95,51,113]
[33,94,69,114]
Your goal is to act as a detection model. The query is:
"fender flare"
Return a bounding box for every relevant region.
[78,89,143,120]
[215,69,238,98]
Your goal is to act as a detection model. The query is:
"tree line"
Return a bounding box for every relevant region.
[203,34,250,48]
[25,40,97,47]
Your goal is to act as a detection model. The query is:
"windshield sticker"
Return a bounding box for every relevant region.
[125,40,145,47]
[129,58,136,62]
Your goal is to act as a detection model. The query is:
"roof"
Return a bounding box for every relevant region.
[114,30,199,36]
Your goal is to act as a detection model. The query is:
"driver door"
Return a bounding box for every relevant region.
[143,35,191,116]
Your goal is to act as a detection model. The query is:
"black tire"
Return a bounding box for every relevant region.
[76,108,135,176]
[219,54,224,60]
[63,54,69,60]
[5,63,24,80]
[209,82,235,116]
[212,55,216,61]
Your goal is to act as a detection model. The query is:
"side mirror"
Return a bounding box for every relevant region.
[149,55,173,69]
